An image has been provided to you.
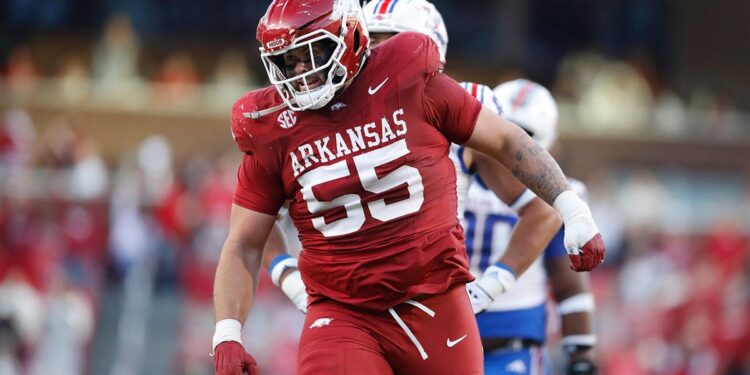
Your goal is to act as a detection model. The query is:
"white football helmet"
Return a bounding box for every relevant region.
[460,82,502,115]
[493,79,559,150]
[363,0,448,62]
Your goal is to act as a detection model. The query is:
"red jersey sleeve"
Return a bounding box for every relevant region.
[423,72,483,144]
[233,154,285,215]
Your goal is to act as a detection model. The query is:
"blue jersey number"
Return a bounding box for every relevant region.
[463,211,517,271]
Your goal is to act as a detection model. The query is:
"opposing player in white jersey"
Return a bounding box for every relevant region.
[262,0,567,316]
[465,79,598,375]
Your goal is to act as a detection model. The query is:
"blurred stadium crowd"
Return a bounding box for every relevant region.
[1,2,750,375]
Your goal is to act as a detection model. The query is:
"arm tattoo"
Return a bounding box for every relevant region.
[508,132,570,205]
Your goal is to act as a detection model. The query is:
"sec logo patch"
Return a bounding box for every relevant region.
[278,109,297,129]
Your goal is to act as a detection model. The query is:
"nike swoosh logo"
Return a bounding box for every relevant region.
[368,77,389,95]
[446,334,468,348]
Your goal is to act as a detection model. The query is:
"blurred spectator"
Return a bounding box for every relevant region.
[0,268,45,374]
[152,52,201,110]
[2,45,40,102]
[58,200,108,290]
[203,50,256,112]
[108,153,152,277]
[554,51,656,136]
[0,109,36,170]
[554,51,608,101]
[742,177,750,234]
[38,117,78,169]
[27,265,95,375]
[54,55,92,106]
[687,89,742,140]
[30,117,106,201]
[706,216,746,276]
[586,169,626,262]
[68,134,108,202]
[553,51,607,136]
[91,13,147,107]
[173,155,227,374]
[576,60,654,135]
[137,135,174,205]
[653,90,687,137]
[0,317,22,375]
[617,169,668,230]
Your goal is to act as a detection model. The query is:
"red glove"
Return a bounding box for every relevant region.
[214,341,259,375]
[568,233,605,272]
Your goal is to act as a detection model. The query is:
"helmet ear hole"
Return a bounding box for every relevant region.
[352,29,361,53]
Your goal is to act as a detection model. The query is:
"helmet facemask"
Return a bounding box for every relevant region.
[261,30,349,111]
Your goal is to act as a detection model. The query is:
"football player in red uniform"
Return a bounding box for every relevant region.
[263,0,563,318]
[212,0,604,374]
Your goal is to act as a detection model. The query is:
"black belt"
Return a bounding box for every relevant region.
[482,337,543,352]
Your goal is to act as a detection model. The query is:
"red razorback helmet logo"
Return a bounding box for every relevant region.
[257,0,370,111]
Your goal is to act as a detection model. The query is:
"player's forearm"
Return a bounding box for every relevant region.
[498,199,561,276]
[547,256,597,358]
[468,109,571,205]
[561,311,596,364]
[214,240,263,323]
[561,312,594,341]
[500,128,571,206]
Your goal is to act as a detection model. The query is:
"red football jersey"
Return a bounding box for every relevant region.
[231,32,483,311]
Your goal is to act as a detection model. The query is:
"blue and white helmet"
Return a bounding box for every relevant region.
[460,82,503,115]
[493,79,559,150]
[363,0,448,62]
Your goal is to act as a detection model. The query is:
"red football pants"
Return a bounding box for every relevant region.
[298,284,483,375]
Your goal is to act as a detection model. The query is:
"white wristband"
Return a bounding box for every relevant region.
[270,256,299,287]
[476,264,517,299]
[553,190,599,255]
[553,190,591,223]
[558,293,595,315]
[562,334,597,347]
[212,319,242,352]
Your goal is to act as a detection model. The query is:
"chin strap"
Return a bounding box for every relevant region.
[243,73,362,119]
[243,101,290,119]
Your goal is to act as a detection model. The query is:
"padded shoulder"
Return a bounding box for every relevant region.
[230,87,283,154]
